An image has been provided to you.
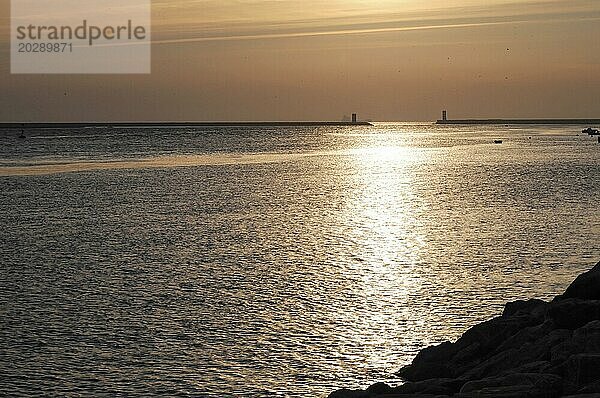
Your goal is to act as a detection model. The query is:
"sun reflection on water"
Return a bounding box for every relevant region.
[330,140,431,383]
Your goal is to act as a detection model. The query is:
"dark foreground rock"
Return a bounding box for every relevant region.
[330,261,600,398]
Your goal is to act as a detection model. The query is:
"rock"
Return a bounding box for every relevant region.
[397,360,454,381]
[563,354,600,393]
[572,321,600,353]
[390,378,464,395]
[494,321,556,349]
[449,341,481,365]
[503,299,548,319]
[551,321,600,365]
[328,383,392,398]
[459,386,553,398]
[463,342,568,381]
[461,348,523,380]
[396,341,458,380]
[459,373,562,397]
[328,389,370,398]
[453,313,539,364]
[399,313,540,381]
[546,299,600,330]
[506,360,553,375]
[365,383,394,395]
[561,262,600,300]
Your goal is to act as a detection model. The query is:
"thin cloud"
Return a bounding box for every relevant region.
[85,12,600,49]
[127,14,599,47]
[149,0,600,44]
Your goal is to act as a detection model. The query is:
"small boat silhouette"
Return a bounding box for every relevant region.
[493,140,503,144]
[18,130,26,139]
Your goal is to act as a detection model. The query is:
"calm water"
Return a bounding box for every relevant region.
[0,123,598,397]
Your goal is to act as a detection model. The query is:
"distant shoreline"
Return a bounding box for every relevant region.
[0,121,372,129]
[436,119,600,125]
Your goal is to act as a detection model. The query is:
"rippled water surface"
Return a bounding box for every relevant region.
[0,123,598,397]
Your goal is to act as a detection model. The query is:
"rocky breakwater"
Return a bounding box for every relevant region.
[330,260,600,398]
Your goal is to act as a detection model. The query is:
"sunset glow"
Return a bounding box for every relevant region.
[1,0,599,121]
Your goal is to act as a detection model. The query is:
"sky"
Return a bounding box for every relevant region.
[1,0,600,121]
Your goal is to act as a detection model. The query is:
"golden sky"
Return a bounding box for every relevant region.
[1,0,600,121]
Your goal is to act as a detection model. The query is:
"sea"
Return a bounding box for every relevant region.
[0,123,598,397]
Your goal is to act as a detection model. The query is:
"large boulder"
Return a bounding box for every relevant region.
[503,299,548,319]
[396,342,457,380]
[551,321,600,365]
[561,262,600,300]
[546,299,600,330]
[487,322,566,364]
[572,321,600,353]
[390,378,464,395]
